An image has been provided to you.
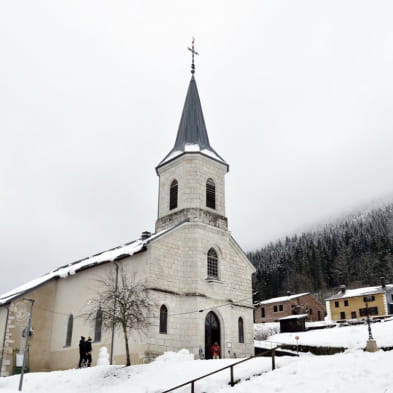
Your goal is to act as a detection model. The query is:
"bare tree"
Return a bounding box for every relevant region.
[85,269,153,366]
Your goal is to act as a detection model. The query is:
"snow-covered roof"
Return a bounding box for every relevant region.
[258,293,310,306]
[0,223,183,306]
[279,313,308,321]
[326,284,393,301]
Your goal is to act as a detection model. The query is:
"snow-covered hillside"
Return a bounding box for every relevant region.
[1,348,392,393]
[256,318,393,349]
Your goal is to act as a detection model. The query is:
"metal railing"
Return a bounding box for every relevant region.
[161,346,281,393]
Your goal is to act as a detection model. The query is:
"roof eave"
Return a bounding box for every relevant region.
[156,151,229,174]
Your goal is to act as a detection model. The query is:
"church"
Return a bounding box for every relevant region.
[0,53,256,375]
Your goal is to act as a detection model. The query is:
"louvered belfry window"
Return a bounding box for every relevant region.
[159,305,168,334]
[206,178,216,209]
[169,180,178,210]
[207,248,218,279]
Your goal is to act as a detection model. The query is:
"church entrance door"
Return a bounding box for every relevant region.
[205,311,221,359]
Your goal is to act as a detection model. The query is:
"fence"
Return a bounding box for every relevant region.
[162,346,280,393]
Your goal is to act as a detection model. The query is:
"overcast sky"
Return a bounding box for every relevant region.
[1,0,393,294]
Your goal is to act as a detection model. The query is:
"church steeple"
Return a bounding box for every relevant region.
[155,41,229,232]
[157,40,227,170]
[157,76,227,169]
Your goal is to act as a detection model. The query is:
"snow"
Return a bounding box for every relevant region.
[279,313,308,320]
[326,284,393,300]
[257,292,309,305]
[1,348,393,393]
[261,318,393,349]
[96,347,109,366]
[0,225,176,305]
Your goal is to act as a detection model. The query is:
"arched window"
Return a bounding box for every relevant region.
[65,314,73,347]
[94,308,103,342]
[238,317,244,343]
[207,248,218,279]
[159,305,168,334]
[206,178,216,209]
[169,180,178,210]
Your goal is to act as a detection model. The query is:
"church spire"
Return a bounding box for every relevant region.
[157,40,227,170]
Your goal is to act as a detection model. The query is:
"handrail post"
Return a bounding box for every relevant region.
[271,349,276,370]
[191,381,194,393]
[230,365,234,386]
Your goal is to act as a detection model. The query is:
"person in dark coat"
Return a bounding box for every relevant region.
[78,336,86,368]
[85,336,93,366]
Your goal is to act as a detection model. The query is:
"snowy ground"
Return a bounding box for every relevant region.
[1,321,393,393]
[256,318,393,349]
[1,348,393,393]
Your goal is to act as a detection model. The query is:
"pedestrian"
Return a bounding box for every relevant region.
[85,336,93,366]
[210,341,221,359]
[198,345,205,360]
[78,336,86,368]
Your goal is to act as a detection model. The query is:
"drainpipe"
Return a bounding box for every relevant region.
[19,298,35,391]
[0,304,10,377]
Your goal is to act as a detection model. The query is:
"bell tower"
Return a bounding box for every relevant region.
[155,41,229,232]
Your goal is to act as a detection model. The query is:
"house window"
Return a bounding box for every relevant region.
[261,307,265,318]
[391,294,393,302]
[359,307,378,317]
[207,248,218,279]
[159,305,168,334]
[206,178,216,209]
[340,311,346,320]
[169,180,178,210]
[279,305,283,312]
[318,310,321,320]
[344,300,349,307]
[351,311,357,319]
[363,295,375,302]
[65,314,73,347]
[309,308,313,315]
[273,305,278,312]
[94,308,103,342]
[334,301,339,308]
[238,317,244,343]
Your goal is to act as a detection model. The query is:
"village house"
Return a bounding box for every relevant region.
[325,279,393,322]
[0,61,255,375]
[254,292,325,323]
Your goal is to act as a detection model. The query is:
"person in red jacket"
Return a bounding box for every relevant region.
[210,342,221,359]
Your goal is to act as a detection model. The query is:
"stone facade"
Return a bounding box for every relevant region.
[156,154,228,231]
[254,293,325,323]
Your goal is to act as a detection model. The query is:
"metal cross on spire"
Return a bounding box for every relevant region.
[187,37,199,75]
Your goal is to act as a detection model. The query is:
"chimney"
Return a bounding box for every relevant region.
[339,285,346,294]
[381,276,386,289]
[140,231,151,240]
[287,291,292,296]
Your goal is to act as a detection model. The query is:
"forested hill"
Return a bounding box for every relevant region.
[248,204,393,302]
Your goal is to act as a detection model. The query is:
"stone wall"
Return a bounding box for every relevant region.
[156,154,228,231]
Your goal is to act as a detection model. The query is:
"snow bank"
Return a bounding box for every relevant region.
[154,348,194,362]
